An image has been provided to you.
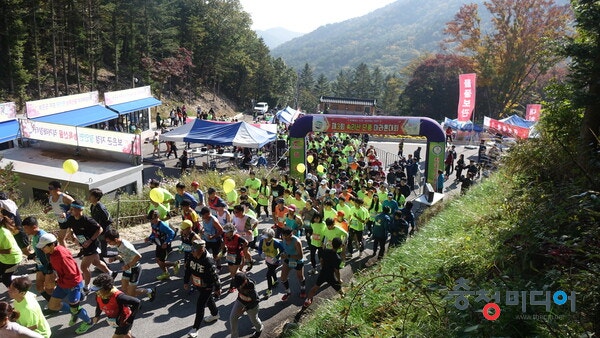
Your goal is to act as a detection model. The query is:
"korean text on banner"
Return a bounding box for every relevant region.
[526,104,541,122]
[457,74,476,122]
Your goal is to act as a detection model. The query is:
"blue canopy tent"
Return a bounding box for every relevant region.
[443,117,484,132]
[500,114,537,129]
[161,119,276,149]
[275,106,301,124]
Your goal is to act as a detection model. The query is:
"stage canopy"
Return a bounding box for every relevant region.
[443,117,484,132]
[161,119,276,148]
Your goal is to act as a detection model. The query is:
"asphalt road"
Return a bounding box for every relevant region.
[0,140,482,338]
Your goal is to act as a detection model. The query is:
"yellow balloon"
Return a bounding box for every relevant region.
[317,164,325,173]
[296,163,306,173]
[223,178,236,194]
[149,188,164,203]
[307,155,314,163]
[62,159,79,174]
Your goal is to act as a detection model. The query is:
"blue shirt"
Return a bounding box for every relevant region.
[175,192,198,210]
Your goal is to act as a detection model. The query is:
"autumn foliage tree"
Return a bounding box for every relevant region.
[444,0,572,118]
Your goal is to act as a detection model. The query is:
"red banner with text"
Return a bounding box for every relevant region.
[485,117,530,139]
[457,73,476,122]
[525,104,541,122]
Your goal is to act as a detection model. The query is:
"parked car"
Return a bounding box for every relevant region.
[253,102,269,115]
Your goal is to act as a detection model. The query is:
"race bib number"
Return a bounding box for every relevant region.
[181,244,192,252]
[303,220,311,227]
[311,233,321,241]
[287,260,297,268]
[76,235,87,244]
[226,253,237,264]
[192,275,204,287]
[107,318,119,328]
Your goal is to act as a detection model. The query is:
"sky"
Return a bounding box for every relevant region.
[239,0,398,33]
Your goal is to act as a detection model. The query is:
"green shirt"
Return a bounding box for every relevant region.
[244,178,261,198]
[322,225,348,252]
[14,291,51,338]
[0,227,21,265]
[350,206,369,231]
[309,221,327,248]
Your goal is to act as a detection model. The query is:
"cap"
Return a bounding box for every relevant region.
[191,181,199,187]
[232,272,247,288]
[36,233,57,249]
[320,179,328,185]
[288,204,296,212]
[223,223,236,233]
[191,239,206,250]
[180,220,193,230]
[70,200,85,209]
[388,193,394,198]
[367,179,373,184]
[337,210,345,217]
[329,188,336,195]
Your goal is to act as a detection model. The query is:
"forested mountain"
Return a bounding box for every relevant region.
[272,0,569,79]
[257,27,304,49]
[0,0,298,110]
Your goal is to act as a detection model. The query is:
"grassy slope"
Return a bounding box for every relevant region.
[291,162,598,337]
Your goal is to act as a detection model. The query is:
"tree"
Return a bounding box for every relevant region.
[563,0,600,173]
[444,0,572,118]
[332,69,352,97]
[352,63,372,98]
[380,74,404,114]
[314,74,331,98]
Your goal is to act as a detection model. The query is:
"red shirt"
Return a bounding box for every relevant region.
[50,245,83,288]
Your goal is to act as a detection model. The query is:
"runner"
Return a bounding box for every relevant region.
[184,239,221,338]
[36,233,94,334]
[0,302,43,338]
[91,273,141,338]
[21,217,55,302]
[199,207,223,270]
[256,228,284,299]
[145,210,179,280]
[279,228,307,301]
[348,198,368,258]
[303,237,345,308]
[42,181,74,249]
[307,213,326,275]
[229,272,263,338]
[0,214,23,288]
[7,276,51,338]
[322,218,348,259]
[220,223,251,293]
[104,229,155,301]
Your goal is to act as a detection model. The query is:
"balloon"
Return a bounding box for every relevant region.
[62,159,79,174]
[317,164,325,173]
[223,178,236,194]
[296,163,306,173]
[149,188,164,203]
[307,155,314,163]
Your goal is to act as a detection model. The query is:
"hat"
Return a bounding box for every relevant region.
[36,233,57,249]
[191,181,199,187]
[232,272,247,288]
[223,223,236,233]
[180,220,193,230]
[387,193,394,198]
[70,200,85,209]
[367,179,373,184]
[337,210,345,217]
[191,239,206,250]
[287,204,297,212]
[329,188,336,195]
[320,179,328,185]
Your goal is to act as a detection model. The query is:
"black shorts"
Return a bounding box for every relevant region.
[122,265,142,284]
[81,242,100,257]
[316,273,341,291]
[155,243,172,261]
[114,323,133,335]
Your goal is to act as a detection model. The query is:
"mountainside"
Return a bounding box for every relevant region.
[257,27,304,49]
[271,0,569,78]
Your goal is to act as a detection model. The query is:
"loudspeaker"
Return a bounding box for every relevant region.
[424,183,434,202]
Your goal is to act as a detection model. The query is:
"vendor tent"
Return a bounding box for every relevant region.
[161,119,276,148]
[443,117,483,132]
[275,106,301,124]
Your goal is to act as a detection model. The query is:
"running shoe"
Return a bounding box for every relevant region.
[250,330,262,338]
[204,313,219,322]
[272,280,279,288]
[148,288,157,302]
[187,328,198,338]
[75,321,93,334]
[281,292,291,301]
[263,289,272,300]
[69,313,79,326]
[156,272,171,281]
[299,290,307,298]
[303,298,313,308]
[173,261,181,275]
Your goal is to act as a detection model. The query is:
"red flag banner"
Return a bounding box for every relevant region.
[525,104,541,122]
[484,117,530,139]
[457,73,476,122]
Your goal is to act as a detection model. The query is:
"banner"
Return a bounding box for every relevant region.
[311,115,421,136]
[0,102,17,123]
[525,104,541,122]
[20,120,142,155]
[20,120,79,145]
[104,86,152,106]
[25,92,99,119]
[484,117,530,139]
[457,73,476,122]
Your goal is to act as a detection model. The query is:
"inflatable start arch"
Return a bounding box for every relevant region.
[288,114,446,188]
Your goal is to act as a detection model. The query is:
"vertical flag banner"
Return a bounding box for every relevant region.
[526,104,541,122]
[457,73,477,122]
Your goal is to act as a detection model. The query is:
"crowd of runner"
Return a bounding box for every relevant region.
[0,131,501,338]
